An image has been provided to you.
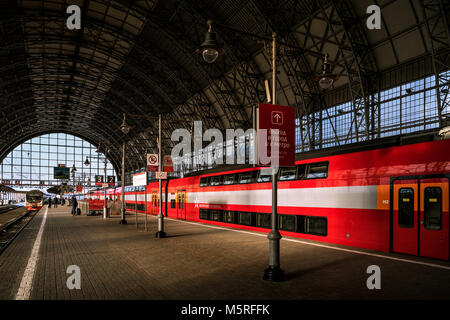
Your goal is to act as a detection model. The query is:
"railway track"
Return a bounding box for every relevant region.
[0,208,38,255]
[0,205,20,215]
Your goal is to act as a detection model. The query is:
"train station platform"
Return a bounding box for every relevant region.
[1,206,450,300]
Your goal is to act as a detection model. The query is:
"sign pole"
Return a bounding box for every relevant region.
[156,113,166,238]
[103,153,107,219]
[263,32,285,282]
[120,142,127,224]
[135,188,138,229]
[145,185,148,232]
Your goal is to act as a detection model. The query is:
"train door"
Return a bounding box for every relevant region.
[392,176,449,260]
[177,190,186,220]
[151,191,158,215]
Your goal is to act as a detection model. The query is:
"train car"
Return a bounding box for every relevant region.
[119,139,450,260]
[26,190,44,211]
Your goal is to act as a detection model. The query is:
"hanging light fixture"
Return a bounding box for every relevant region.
[200,20,220,64]
[95,144,102,154]
[84,156,90,166]
[120,113,131,135]
[314,54,337,89]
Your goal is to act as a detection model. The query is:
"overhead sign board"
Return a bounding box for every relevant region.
[95,175,104,186]
[107,176,115,186]
[163,155,174,172]
[133,172,148,186]
[257,103,295,167]
[54,167,70,179]
[147,154,159,172]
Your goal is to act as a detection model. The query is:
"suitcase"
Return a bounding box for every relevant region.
[76,208,81,215]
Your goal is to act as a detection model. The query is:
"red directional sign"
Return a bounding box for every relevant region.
[258,103,295,167]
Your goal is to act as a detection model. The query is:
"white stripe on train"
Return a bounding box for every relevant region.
[123,185,378,210]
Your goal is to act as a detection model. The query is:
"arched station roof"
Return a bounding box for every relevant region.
[0,0,448,176]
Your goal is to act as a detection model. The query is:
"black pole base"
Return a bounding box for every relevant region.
[263,266,286,282]
[155,231,167,238]
[119,219,127,224]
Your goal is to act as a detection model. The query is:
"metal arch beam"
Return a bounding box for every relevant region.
[1,19,222,138]
[248,0,325,151]
[0,116,126,158]
[0,90,144,138]
[15,10,221,123]
[0,129,122,178]
[0,110,130,156]
[319,0,379,144]
[180,0,265,127]
[139,19,237,129]
[9,23,160,136]
[421,0,450,129]
[142,3,259,129]
[0,118,149,176]
[126,33,225,130]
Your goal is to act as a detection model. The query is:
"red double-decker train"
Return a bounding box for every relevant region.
[88,139,450,260]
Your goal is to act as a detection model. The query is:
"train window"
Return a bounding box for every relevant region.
[238,172,256,184]
[297,164,307,180]
[257,171,272,183]
[256,213,271,229]
[398,188,414,228]
[223,174,236,185]
[210,175,224,186]
[296,215,306,233]
[200,177,210,187]
[170,199,176,209]
[238,212,253,226]
[223,211,235,224]
[305,216,327,236]
[199,209,209,220]
[279,167,297,181]
[279,215,296,232]
[210,210,222,222]
[424,187,442,231]
[306,162,328,179]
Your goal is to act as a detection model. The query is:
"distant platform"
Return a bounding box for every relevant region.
[0,206,449,300]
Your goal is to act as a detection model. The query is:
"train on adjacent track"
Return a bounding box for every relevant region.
[25,190,44,211]
[86,139,450,261]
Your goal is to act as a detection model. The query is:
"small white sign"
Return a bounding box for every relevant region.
[133,172,147,186]
[155,172,167,180]
[102,183,109,188]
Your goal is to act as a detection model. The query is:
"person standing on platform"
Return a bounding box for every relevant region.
[71,196,78,216]
[48,197,52,208]
[54,197,58,208]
